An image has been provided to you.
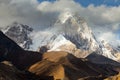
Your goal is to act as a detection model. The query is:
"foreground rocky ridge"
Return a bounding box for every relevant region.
[0,30,120,80]
[0,61,53,80]
[0,53,119,80]
[0,62,23,80]
[3,12,120,63]
[29,51,120,80]
[28,11,120,62]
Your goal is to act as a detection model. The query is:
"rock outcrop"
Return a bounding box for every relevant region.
[29,51,119,80]
[0,30,120,80]
[4,22,33,49]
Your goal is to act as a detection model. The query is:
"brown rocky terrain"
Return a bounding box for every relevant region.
[104,73,120,80]
[29,51,119,80]
[0,61,54,80]
[0,62,24,80]
[0,30,120,80]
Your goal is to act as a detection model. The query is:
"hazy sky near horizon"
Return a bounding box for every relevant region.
[0,0,120,45]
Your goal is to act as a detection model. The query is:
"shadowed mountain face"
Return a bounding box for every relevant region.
[0,62,26,80]
[86,52,120,66]
[0,30,120,80]
[0,30,23,51]
[4,22,33,49]
[0,30,42,70]
[29,51,119,80]
[0,31,23,61]
[0,62,54,80]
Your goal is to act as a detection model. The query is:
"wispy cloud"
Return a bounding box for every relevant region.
[0,0,120,45]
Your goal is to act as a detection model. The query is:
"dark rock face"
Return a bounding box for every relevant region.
[5,22,33,49]
[0,30,23,51]
[0,62,53,80]
[0,62,24,80]
[0,30,120,80]
[0,30,50,79]
[0,30,42,70]
[86,52,120,66]
[38,45,48,53]
[29,51,119,80]
[0,30,23,63]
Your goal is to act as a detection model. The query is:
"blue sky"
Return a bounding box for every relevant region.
[38,0,120,7]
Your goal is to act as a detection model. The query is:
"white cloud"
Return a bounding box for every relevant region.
[0,0,40,28]
[98,31,120,46]
[0,0,120,28]
[37,0,81,12]
[112,23,120,30]
[99,32,116,41]
[0,0,120,45]
[102,6,120,23]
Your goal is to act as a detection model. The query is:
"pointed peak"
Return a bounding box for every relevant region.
[57,9,86,25]
[59,12,73,23]
[7,22,33,32]
[10,22,23,26]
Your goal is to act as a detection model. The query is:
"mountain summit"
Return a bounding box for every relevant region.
[4,22,33,49]
[36,11,120,62]
[53,11,99,52]
[2,12,120,62]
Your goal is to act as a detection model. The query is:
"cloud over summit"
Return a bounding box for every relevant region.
[0,0,120,45]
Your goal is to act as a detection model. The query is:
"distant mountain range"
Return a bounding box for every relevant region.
[0,30,120,80]
[3,22,33,49]
[2,11,120,64]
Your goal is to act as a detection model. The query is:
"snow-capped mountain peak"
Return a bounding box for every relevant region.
[58,9,73,24]
[54,11,92,37]
[3,22,33,49]
[47,34,76,52]
[56,12,99,51]
[3,12,120,62]
[40,12,120,61]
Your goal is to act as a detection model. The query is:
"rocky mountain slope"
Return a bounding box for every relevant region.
[0,30,120,80]
[29,51,119,80]
[31,11,120,63]
[2,11,120,63]
[0,62,23,80]
[4,22,33,49]
[0,61,53,80]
